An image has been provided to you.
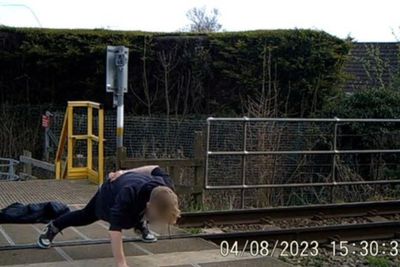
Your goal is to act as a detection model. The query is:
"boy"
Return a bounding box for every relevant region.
[37,165,180,267]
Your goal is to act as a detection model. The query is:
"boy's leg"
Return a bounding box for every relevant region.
[38,192,99,248]
[52,191,99,230]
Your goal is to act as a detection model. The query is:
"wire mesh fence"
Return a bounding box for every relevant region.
[48,110,207,168]
[2,104,400,208]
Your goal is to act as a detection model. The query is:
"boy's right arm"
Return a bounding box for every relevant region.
[109,230,129,267]
[109,187,134,267]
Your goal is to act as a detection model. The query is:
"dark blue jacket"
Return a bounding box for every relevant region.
[0,201,70,224]
[95,168,174,231]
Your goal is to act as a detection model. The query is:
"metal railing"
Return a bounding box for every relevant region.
[0,158,19,180]
[205,117,400,207]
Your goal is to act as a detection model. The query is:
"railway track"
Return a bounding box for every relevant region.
[1,220,399,251]
[200,221,400,247]
[1,200,399,251]
[177,200,400,227]
[175,200,400,248]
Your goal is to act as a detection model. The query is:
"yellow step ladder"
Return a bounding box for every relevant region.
[55,101,104,184]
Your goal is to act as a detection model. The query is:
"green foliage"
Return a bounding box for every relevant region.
[366,256,392,267]
[185,228,202,234]
[0,27,349,116]
[332,88,400,149]
[331,88,400,119]
[327,88,400,180]
[327,88,400,143]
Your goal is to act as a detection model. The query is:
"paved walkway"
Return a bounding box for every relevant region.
[2,250,293,267]
[0,180,98,208]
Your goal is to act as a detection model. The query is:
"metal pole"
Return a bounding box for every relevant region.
[115,47,127,149]
[98,106,104,185]
[331,118,338,203]
[204,179,400,189]
[241,117,248,209]
[116,87,124,148]
[206,117,400,123]
[207,149,400,155]
[204,119,211,190]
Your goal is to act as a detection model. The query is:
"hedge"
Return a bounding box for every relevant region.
[0,27,350,116]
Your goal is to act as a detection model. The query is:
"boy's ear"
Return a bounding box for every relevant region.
[146,202,151,209]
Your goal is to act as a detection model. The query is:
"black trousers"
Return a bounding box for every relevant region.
[52,191,99,231]
[52,190,144,232]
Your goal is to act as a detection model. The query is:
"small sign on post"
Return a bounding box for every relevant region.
[42,111,53,161]
[42,115,50,128]
[106,46,128,92]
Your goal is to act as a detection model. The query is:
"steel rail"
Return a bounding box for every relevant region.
[200,221,400,246]
[1,221,399,251]
[205,179,400,189]
[177,200,400,228]
[207,149,400,155]
[207,117,400,122]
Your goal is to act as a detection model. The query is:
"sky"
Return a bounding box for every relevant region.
[0,0,399,42]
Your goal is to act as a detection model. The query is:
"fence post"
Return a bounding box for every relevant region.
[116,146,127,170]
[23,150,32,176]
[193,131,205,209]
[168,165,179,184]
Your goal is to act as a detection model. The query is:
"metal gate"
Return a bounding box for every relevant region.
[205,117,400,208]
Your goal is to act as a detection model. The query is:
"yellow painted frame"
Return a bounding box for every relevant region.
[55,101,104,184]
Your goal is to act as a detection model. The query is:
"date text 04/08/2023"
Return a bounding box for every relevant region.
[219,240,400,257]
